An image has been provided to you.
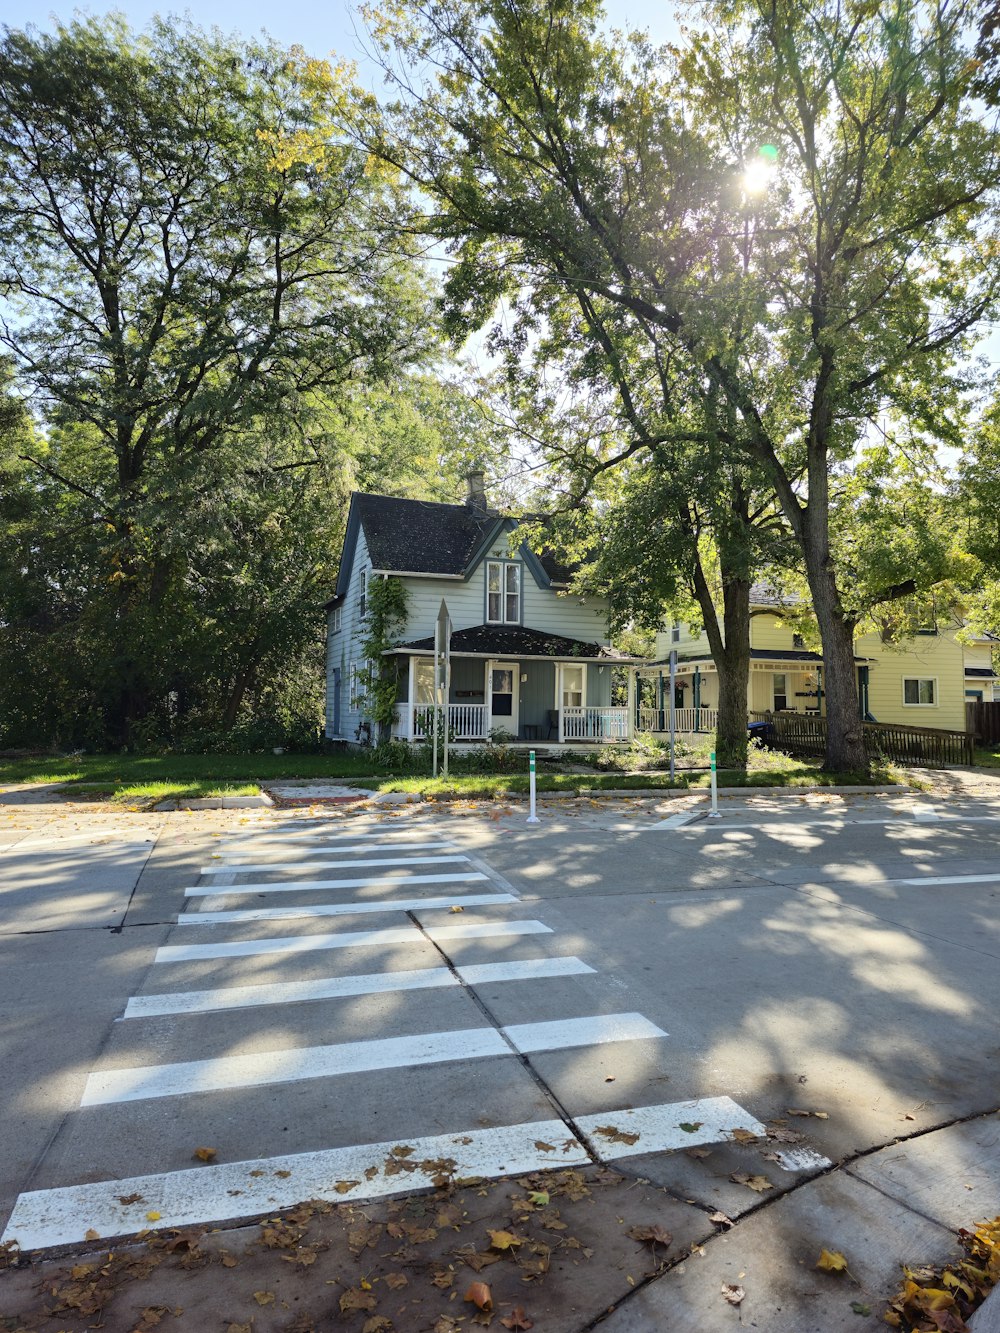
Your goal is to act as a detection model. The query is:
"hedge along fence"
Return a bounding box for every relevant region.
[750,712,975,767]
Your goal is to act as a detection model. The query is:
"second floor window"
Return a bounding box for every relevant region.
[331,606,342,632]
[670,623,681,643]
[487,560,520,623]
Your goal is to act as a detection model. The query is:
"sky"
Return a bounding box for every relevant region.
[3,0,678,75]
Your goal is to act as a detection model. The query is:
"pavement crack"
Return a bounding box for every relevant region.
[583,1102,1000,1329]
[404,908,601,1167]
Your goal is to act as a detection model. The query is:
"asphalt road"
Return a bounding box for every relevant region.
[2,787,999,1260]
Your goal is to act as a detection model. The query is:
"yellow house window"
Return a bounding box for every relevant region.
[903,678,936,706]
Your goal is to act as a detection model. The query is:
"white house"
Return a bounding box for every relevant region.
[325,475,637,745]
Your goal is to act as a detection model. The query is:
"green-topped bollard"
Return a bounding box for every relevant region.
[527,749,540,824]
[708,749,721,819]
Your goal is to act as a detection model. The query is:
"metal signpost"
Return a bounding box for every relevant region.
[435,599,451,778]
[669,648,677,782]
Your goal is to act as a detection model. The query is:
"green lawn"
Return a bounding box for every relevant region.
[0,751,381,786]
[975,745,1000,769]
[0,749,913,804]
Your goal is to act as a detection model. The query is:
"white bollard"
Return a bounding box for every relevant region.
[526,748,540,824]
[708,749,721,818]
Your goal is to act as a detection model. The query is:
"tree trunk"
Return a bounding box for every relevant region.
[222,664,256,730]
[715,576,751,768]
[807,559,867,773]
[692,553,751,769]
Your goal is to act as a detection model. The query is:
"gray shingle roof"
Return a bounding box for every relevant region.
[391,624,638,662]
[352,493,574,583]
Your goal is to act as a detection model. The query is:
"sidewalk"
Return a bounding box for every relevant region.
[2,1109,997,1331]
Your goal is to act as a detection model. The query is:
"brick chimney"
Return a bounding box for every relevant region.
[464,468,488,513]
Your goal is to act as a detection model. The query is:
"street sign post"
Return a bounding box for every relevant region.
[527,749,539,824]
[436,599,452,778]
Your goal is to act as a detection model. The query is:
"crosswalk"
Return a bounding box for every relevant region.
[2,817,768,1252]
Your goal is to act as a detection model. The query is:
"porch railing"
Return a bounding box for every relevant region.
[636,706,718,733]
[562,706,629,742]
[410,702,488,741]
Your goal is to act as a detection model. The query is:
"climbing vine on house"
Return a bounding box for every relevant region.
[358,577,409,740]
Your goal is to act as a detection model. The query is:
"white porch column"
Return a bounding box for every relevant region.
[557,664,565,744]
[407,657,416,740]
[627,667,636,740]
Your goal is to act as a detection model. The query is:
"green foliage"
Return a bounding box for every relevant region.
[0,17,485,751]
[358,577,410,736]
[370,0,1000,773]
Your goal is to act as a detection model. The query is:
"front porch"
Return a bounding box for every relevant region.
[387,631,636,745]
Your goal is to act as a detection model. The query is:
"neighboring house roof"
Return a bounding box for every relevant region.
[325,492,575,606]
[645,648,874,667]
[389,624,639,663]
[748,582,803,608]
[965,667,999,678]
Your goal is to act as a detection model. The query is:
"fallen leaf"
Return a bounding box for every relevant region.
[816,1249,848,1273]
[362,1319,393,1333]
[274,1169,291,1178]
[193,1147,217,1163]
[500,1309,535,1331]
[728,1127,759,1145]
[850,1300,872,1316]
[340,1287,378,1314]
[253,1290,275,1305]
[488,1229,521,1251]
[533,1140,556,1153]
[84,1229,100,1241]
[527,1191,550,1207]
[722,1283,745,1306]
[686,1146,712,1159]
[678,1121,704,1133]
[594,1124,641,1146]
[465,1281,493,1310]
[334,1180,359,1194]
[730,1173,774,1192]
[449,905,464,913]
[220,1252,238,1268]
[627,1224,673,1249]
[709,1211,735,1228]
[385,1272,408,1290]
[119,1193,144,1205]
[145,1211,162,1222]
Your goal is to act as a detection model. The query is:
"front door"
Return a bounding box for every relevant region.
[487,661,518,737]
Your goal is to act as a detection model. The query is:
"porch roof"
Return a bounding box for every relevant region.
[388,623,639,663]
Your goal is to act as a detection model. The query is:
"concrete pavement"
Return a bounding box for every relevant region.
[1,788,999,1330]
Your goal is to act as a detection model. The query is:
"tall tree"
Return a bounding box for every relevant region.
[366,0,1000,771]
[0,18,431,744]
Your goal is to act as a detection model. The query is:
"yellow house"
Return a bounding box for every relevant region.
[637,587,997,735]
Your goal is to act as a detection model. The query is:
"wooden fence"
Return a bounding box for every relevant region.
[966,700,1000,746]
[749,711,975,767]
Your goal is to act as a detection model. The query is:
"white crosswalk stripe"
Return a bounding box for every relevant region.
[2,1097,766,1251]
[83,1013,665,1105]
[123,956,597,1018]
[178,892,518,924]
[156,918,552,962]
[184,870,488,896]
[1,819,769,1252]
[198,854,471,873]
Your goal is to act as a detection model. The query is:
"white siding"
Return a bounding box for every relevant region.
[397,551,612,647]
[325,530,371,739]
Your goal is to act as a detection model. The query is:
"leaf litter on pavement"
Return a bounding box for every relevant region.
[0,1162,718,1332]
